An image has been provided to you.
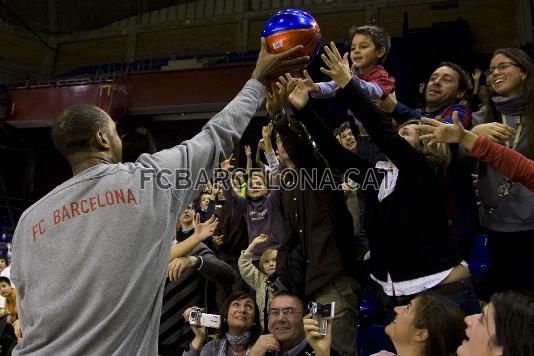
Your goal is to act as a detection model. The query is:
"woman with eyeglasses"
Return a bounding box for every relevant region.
[471,48,534,294]
[457,291,534,356]
[183,291,261,356]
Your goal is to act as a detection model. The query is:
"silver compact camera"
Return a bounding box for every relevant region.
[308,301,335,336]
[188,307,222,329]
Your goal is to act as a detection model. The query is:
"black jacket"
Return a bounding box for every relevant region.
[293,80,461,283]
[273,112,361,297]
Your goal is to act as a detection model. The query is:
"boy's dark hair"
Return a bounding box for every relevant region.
[0,277,11,286]
[336,122,351,136]
[350,25,391,64]
[52,105,110,158]
[436,61,470,96]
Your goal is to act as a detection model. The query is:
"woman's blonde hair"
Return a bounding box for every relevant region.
[400,119,451,170]
[259,248,277,275]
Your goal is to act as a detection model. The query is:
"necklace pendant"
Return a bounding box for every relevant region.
[498,177,514,197]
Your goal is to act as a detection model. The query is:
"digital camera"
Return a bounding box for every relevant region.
[188,308,222,329]
[308,301,335,336]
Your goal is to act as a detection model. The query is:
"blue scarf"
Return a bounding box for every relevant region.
[218,331,252,356]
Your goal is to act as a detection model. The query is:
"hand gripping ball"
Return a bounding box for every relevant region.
[262,8,321,63]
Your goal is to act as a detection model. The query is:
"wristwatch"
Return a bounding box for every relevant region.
[271,109,287,126]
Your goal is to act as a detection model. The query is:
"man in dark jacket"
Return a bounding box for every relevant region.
[269,98,360,356]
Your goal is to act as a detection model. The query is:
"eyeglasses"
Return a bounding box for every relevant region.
[485,62,519,76]
[268,308,301,318]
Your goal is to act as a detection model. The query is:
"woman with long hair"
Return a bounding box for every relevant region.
[373,293,466,356]
[458,291,534,356]
[183,291,261,356]
[472,48,534,293]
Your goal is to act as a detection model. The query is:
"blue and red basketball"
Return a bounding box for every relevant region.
[262,9,321,62]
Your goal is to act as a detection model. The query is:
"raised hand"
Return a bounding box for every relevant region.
[251,233,269,246]
[472,68,482,82]
[288,78,311,110]
[416,111,484,151]
[303,313,332,356]
[220,153,235,172]
[319,41,352,88]
[257,138,265,151]
[245,145,252,157]
[417,111,466,145]
[301,69,320,93]
[246,234,269,255]
[251,38,309,83]
[262,123,273,139]
[194,214,219,242]
[210,182,221,200]
[266,74,297,115]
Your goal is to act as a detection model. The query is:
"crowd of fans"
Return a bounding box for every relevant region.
[166,25,534,356]
[4,24,534,356]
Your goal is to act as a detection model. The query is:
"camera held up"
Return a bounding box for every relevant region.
[308,301,335,336]
[188,307,222,329]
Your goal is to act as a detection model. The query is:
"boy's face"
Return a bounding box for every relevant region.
[179,205,195,226]
[247,175,267,200]
[351,34,385,73]
[199,193,210,211]
[0,282,11,297]
[0,259,6,271]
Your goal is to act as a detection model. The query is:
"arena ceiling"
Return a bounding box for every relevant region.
[0,0,199,33]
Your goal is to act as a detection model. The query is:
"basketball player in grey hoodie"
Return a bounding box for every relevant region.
[10,39,308,356]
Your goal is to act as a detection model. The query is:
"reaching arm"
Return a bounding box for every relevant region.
[469,136,534,191]
[418,115,534,191]
[255,141,266,171]
[266,75,320,170]
[136,37,309,213]
[391,101,422,124]
[169,215,219,261]
[310,80,338,99]
[195,244,237,284]
[319,42,436,177]
[238,234,269,289]
[352,76,384,100]
[245,145,253,176]
[219,154,248,213]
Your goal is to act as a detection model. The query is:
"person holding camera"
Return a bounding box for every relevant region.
[182,291,261,356]
[249,291,338,356]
